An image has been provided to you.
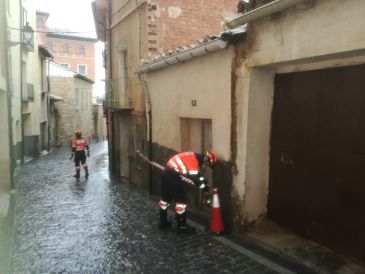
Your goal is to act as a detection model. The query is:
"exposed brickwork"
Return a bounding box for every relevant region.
[46,37,96,81]
[146,0,238,56]
[36,12,97,81]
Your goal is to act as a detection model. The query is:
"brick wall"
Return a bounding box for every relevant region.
[47,37,96,80]
[146,0,238,55]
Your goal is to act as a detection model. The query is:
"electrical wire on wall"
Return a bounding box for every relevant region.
[8,26,97,35]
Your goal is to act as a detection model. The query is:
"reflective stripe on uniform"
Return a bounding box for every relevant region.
[159,200,170,210]
[175,156,187,174]
[189,170,198,175]
[72,138,88,151]
[199,183,206,189]
[168,160,179,172]
[175,203,186,214]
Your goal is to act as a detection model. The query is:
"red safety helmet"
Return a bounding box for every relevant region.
[205,151,218,167]
[75,129,82,138]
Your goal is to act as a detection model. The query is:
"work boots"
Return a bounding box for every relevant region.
[159,209,172,230]
[176,213,195,234]
[73,169,80,179]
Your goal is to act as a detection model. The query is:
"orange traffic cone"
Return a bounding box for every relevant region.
[209,187,224,235]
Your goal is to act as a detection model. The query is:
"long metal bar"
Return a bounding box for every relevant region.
[136,150,196,186]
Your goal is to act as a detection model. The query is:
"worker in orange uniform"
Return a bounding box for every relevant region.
[70,129,90,179]
[159,151,218,233]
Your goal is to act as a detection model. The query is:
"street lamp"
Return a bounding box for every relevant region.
[7,22,34,49]
[23,22,34,50]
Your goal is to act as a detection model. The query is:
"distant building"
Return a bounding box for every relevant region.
[49,61,94,146]
[36,11,98,81]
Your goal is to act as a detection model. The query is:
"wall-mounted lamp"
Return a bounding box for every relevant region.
[23,22,34,50]
[8,22,34,50]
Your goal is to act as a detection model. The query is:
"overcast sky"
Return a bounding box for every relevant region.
[36,0,105,97]
[36,0,96,35]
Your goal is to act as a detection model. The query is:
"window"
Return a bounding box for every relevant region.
[37,17,43,28]
[78,65,87,75]
[119,51,128,90]
[63,43,69,53]
[60,64,70,69]
[79,45,85,56]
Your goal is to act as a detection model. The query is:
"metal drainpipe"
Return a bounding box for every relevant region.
[107,0,114,172]
[4,2,15,188]
[19,0,24,163]
[225,0,308,29]
[139,75,153,195]
[46,58,51,151]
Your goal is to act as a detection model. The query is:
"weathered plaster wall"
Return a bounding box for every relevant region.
[244,68,274,224]
[235,0,365,227]
[146,48,234,161]
[111,1,147,114]
[246,0,365,67]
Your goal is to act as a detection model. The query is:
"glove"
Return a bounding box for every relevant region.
[87,151,90,157]
[70,154,74,160]
[199,179,210,193]
[202,190,211,206]
[203,184,210,193]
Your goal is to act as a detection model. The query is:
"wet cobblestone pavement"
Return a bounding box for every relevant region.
[9,141,292,274]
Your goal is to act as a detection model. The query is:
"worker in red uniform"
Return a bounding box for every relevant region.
[159,151,218,233]
[70,129,90,179]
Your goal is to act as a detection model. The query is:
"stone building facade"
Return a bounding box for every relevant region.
[49,62,94,146]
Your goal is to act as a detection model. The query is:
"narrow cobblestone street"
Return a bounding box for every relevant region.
[9,141,294,274]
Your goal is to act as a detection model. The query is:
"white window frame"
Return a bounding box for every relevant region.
[79,45,85,56]
[63,43,69,54]
[60,63,70,69]
[77,64,87,75]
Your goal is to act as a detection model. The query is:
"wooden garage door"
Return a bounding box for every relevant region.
[268,64,365,263]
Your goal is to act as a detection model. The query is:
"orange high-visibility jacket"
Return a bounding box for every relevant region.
[71,138,89,152]
[166,152,207,189]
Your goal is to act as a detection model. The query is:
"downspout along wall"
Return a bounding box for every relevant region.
[19,0,24,164]
[4,8,14,189]
[138,77,153,195]
[107,0,113,172]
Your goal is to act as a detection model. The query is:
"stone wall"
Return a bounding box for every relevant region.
[50,76,93,146]
[92,104,107,141]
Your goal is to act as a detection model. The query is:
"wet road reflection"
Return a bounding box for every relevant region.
[10,141,280,274]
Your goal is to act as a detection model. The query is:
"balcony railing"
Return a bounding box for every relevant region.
[103,76,132,110]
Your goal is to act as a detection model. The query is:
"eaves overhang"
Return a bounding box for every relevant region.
[39,45,53,58]
[74,74,95,84]
[135,26,246,75]
[49,94,63,101]
[92,0,107,42]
